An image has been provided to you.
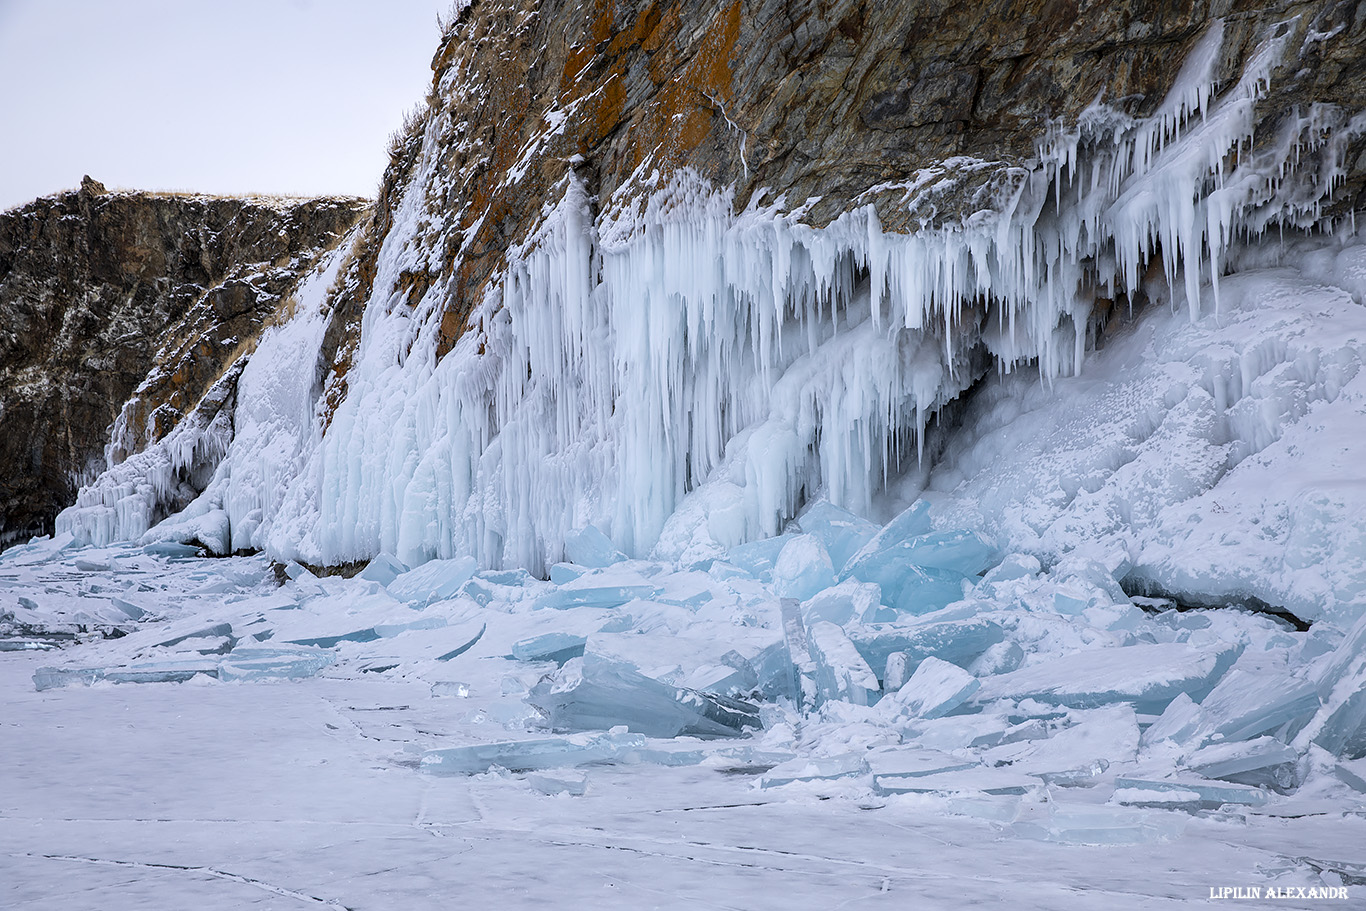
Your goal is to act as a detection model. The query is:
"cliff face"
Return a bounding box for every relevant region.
[0,178,368,547]
[329,0,1366,362]
[51,0,1366,620]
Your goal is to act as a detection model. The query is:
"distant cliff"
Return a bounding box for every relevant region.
[0,177,368,547]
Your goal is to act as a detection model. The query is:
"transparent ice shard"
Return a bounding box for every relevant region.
[526,655,762,738]
[974,642,1241,714]
[726,535,795,581]
[807,620,880,706]
[1113,776,1269,809]
[419,731,646,775]
[881,655,979,720]
[1186,736,1299,790]
[851,617,1006,679]
[217,647,333,682]
[563,526,627,568]
[386,556,478,606]
[801,580,882,628]
[357,553,408,587]
[758,753,869,788]
[526,769,589,796]
[1013,804,1188,845]
[512,632,588,663]
[1196,668,1320,745]
[794,500,879,572]
[772,535,836,602]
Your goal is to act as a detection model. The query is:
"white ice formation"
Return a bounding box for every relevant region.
[56,21,1366,623]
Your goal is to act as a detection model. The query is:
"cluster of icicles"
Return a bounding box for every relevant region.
[57,18,1366,574]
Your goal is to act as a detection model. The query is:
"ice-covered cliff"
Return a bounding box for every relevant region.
[56,0,1366,624]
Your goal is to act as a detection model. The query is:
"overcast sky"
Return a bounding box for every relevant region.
[0,0,451,210]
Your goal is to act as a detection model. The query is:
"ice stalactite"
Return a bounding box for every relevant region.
[56,19,1366,576]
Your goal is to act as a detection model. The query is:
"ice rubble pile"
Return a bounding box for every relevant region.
[13,499,1366,845]
[54,20,1366,591]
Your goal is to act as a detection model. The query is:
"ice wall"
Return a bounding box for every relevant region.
[56,21,1366,590]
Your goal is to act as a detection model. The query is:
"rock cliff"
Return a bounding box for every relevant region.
[49,0,1366,620]
[0,179,367,547]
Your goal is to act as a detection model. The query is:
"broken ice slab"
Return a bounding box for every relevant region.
[875,766,1037,796]
[985,705,1139,775]
[285,627,381,649]
[1036,760,1112,788]
[1013,804,1188,846]
[420,731,646,775]
[1141,692,1202,748]
[357,553,408,587]
[526,769,589,796]
[966,640,1025,676]
[1304,610,1366,758]
[1335,757,1366,792]
[772,535,836,602]
[794,500,879,572]
[399,621,486,661]
[881,656,979,720]
[141,541,203,559]
[1113,776,1269,809]
[973,642,1242,714]
[1186,737,1299,791]
[1195,668,1320,745]
[864,746,976,781]
[0,639,56,652]
[845,500,932,566]
[511,632,588,664]
[386,556,477,606]
[527,655,762,738]
[850,617,1005,680]
[217,647,333,682]
[549,563,586,584]
[757,753,869,788]
[801,580,882,628]
[725,534,795,581]
[34,659,220,691]
[154,622,237,650]
[901,714,1024,752]
[807,621,880,706]
[563,526,627,568]
[843,524,997,586]
[844,556,971,617]
[532,581,661,610]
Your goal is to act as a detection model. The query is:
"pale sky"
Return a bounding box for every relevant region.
[0,0,452,210]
